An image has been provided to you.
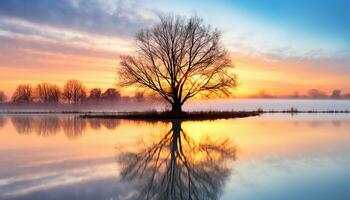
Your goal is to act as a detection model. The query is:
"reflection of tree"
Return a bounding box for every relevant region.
[9,115,121,138]
[101,119,120,130]
[61,117,87,139]
[88,118,102,130]
[33,116,60,136]
[117,120,236,200]
[11,115,33,134]
[0,116,6,129]
[87,118,120,130]
[11,115,60,136]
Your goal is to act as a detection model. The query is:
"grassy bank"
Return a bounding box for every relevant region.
[1,109,349,115]
[79,111,261,121]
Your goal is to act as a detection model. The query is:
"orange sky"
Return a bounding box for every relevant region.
[0,34,349,98]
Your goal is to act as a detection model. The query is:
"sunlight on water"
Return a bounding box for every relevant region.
[0,114,349,200]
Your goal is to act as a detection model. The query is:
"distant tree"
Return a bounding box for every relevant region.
[118,15,237,113]
[134,91,145,102]
[101,88,121,103]
[36,83,61,103]
[63,80,87,104]
[308,89,327,99]
[331,89,341,99]
[88,88,102,102]
[12,84,34,104]
[257,90,275,98]
[0,91,6,103]
[292,91,300,98]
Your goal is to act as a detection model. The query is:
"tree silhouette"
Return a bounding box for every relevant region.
[63,80,87,104]
[308,89,327,99]
[88,88,102,102]
[35,82,61,104]
[119,16,237,113]
[11,84,34,104]
[331,89,341,99]
[101,88,121,103]
[0,90,6,103]
[116,120,236,200]
[134,91,146,102]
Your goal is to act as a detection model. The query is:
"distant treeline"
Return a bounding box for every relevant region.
[250,89,350,99]
[0,80,160,105]
[1,83,350,105]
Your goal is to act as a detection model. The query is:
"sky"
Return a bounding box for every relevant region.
[0,0,349,97]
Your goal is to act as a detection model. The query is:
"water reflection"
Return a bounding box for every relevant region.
[35,116,61,136]
[116,120,236,200]
[61,117,87,139]
[0,115,6,129]
[9,115,120,138]
[332,120,341,127]
[1,114,350,199]
[11,115,33,135]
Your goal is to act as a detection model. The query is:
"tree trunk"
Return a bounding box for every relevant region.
[171,101,183,113]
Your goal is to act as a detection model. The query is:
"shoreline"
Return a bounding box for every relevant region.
[1,110,350,115]
[1,110,350,121]
[79,111,261,121]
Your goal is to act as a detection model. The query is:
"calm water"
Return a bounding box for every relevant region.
[0,113,350,200]
[185,99,350,111]
[3,99,350,113]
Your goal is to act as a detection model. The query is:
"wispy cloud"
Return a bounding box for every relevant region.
[0,0,155,38]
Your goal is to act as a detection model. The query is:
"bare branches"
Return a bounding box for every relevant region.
[11,84,34,104]
[119,15,237,112]
[63,80,87,104]
[36,82,61,104]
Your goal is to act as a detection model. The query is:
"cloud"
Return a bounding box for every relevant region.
[0,0,156,38]
[0,35,121,61]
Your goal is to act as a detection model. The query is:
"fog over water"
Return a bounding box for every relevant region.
[1,99,350,113]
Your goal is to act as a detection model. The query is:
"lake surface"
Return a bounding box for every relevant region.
[185,99,350,111]
[2,99,350,113]
[0,113,350,200]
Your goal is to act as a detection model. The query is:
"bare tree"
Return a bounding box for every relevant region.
[11,84,34,104]
[0,91,6,103]
[88,88,102,102]
[35,82,61,104]
[63,80,87,104]
[101,88,121,103]
[119,16,237,113]
[331,89,341,99]
[308,89,327,99]
[134,91,145,102]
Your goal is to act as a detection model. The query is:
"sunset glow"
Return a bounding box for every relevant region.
[0,0,349,98]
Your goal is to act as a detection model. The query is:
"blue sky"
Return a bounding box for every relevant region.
[226,0,350,42]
